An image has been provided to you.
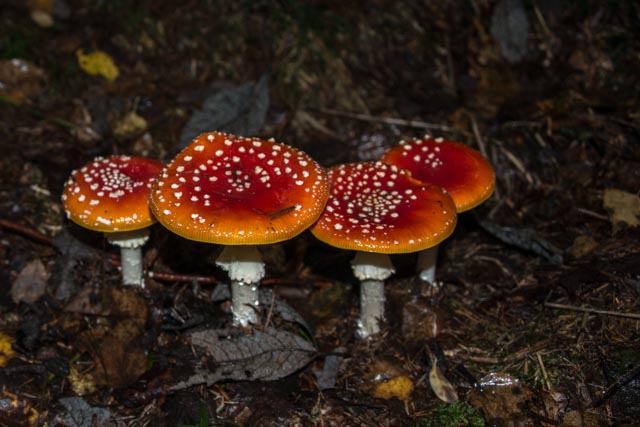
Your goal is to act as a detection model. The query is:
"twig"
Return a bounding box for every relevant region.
[536,352,551,390]
[576,207,609,221]
[469,115,488,159]
[315,107,464,133]
[544,302,640,320]
[0,218,54,246]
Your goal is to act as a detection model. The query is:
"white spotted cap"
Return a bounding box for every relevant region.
[310,161,457,254]
[150,131,329,245]
[62,155,164,232]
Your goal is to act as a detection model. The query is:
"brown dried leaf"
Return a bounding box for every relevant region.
[468,372,532,425]
[11,259,48,304]
[429,360,458,403]
[0,59,47,104]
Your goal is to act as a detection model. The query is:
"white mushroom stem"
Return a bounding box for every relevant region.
[416,245,439,283]
[106,229,150,287]
[351,251,395,338]
[216,245,265,326]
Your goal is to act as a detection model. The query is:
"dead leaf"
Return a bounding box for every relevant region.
[0,332,16,367]
[76,49,119,82]
[603,189,640,232]
[113,111,147,138]
[56,397,112,427]
[70,287,150,389]
[178,74,269,149]
[11,259,48,304]
[468,372,532,426]
[0,58,48,104]
[429,359,458,403]
[490,0,530,63]
[372,375,414,401]
[170,327,316,390]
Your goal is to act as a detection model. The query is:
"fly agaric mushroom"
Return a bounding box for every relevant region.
[310,161,457,338]
[381,136,495,283]
[62,155,164,287]
[150,131,329,326]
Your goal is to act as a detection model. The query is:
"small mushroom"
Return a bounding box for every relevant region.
[310,161,457,338]
[62,155,165,287]
[150,131,329,326]
[381,136,495,283]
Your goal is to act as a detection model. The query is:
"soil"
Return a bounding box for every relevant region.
[1,1,639,426]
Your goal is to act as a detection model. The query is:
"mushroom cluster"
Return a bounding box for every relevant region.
[60,130,494,339]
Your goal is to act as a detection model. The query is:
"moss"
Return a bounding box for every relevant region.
[416,402,485,427]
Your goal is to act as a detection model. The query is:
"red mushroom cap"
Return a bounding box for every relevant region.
[381,136,495,212]
[310,161,457,254]
[150,131,329,245]
[62,155,164,232]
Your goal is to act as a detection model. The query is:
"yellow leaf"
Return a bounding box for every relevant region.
[0,331,16,367]
[76,49,119,82]
[372,375,414,401]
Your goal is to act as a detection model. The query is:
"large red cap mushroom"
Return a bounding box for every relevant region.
[150,131,329,325]
[310,161,457,337]
[62,155,164,286]
[381,136,495,283]
[150,131,329,245]
[381,136,495,212]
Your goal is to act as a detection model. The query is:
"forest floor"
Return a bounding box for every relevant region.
[1,1,639,426]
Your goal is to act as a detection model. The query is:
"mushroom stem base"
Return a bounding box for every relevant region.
[230,280,259,327]
[358,279,386,338]
[216,245,264,326]
[417,245,439,283]
[107,229,150,287]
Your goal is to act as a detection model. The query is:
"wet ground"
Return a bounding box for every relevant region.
[1,1,639,426]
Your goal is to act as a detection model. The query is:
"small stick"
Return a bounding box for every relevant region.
[0,218,54,246]
[536,352,551,390]
[576,207,609,221]
[148,271,219,284]
[544,302,640,320]
[316,108,463,133]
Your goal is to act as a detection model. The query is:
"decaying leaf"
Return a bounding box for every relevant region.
[170,327,316,390]
[0,58,48,104]
[68,287,150,389]
[490,0,530,63]
[467,372,532,425]
[603,189,640,232]
[178,73,269,149]
[113,111,147,138]
[11,259,48,304]
[429,359,458,403]
[55,397,112,427]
